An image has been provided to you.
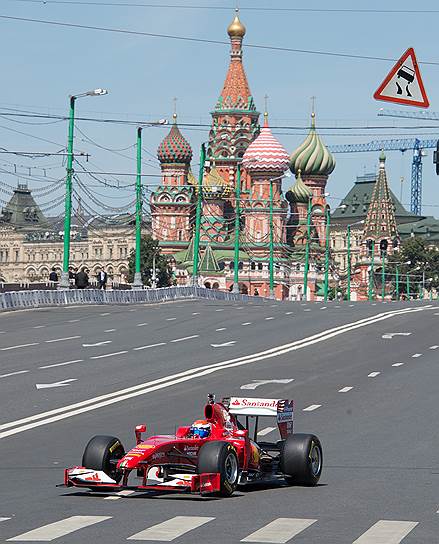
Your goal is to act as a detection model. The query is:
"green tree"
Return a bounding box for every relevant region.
[127,235,174,287]
[387,237,439,297]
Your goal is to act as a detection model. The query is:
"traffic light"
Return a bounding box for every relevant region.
[433,140,439,175]
[366,239,373,256]
[380,239,388,256]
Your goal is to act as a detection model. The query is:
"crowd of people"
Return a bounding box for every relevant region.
[48,267,108,289]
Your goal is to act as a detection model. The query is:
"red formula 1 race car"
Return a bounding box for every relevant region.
[63,394,322,497]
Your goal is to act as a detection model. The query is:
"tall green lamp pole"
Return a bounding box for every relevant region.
[192,143,206,286]
[406,273,410,300]
[59,88,108,289]
[232,164,241,294]
[269,179,275,299]
[368,240,375,301]
[395,264,399,300]
[132,126,144,288]
[323,207,331,302]
[381,252,386,301]
[346,224,351,302]
[303,197,312,301]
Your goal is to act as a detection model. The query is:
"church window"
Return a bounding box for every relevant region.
[108,247,113,258]
[178,230,183,241]
[258,263,263,271]
[296,263,301,272]
[171,216,176,228]
[250,262,256,271]
[15,250,19,262]
[229,262,234,270]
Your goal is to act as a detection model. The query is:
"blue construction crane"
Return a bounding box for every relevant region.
[328,138,437,215]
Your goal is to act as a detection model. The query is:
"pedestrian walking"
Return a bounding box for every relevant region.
[75,267,89,289]
[49,267,58,282]
[97,268,108,290]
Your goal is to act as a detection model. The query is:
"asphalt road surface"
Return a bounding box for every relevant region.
[1,299,439,543]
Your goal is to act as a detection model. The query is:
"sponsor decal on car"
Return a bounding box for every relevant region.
[108,440,121,453]
[183,445,199,457]
[151,451,165,461]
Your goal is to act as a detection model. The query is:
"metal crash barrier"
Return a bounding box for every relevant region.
[0,287,260,311]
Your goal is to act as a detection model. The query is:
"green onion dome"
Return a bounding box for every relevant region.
[157,114,193,164]
[289,113,335,177]
[285,170,312,204]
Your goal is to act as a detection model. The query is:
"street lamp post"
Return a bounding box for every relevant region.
[368,240,375,301]
[406,273,410,300]
[395,264,400,300]
[347,224,351,301]
[232,164,241,294]
[323,207,331,302]
[269,178,275,299]
[133,126,144,289]
[59,88,108,289]
[303,197,312,301]
[192,143,206,286]
[381,251,386,301]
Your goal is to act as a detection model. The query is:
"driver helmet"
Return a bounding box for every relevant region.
[190,420,211,439]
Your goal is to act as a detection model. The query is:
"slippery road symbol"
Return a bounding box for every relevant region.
[35,379,77,390]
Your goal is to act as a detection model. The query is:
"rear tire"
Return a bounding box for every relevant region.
[81,435,125,485]
[197,441,239,497]
[280,434,322,486]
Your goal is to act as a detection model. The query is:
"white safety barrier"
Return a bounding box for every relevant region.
[0,287,260,311]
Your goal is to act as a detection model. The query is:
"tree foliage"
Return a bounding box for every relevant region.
[386,236,439,295]
[127,235,174,287]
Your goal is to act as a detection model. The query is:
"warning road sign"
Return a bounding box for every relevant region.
[374,47,429,108]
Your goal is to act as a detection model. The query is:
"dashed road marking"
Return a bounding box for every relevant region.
[304,309,311,312]
[100,313,110,316]
[265,317,275,320]
[211,341,236,348]
[241,517,317,543]
[257,427,276,437]
[216,328,226,331]
[392,363,404,367]
[91,351,128,359]
[67,319,80,323]
[192,312,200,315]
[429,345,439,350]
[166,317,176,321]
[127,516,214,541]
[82,341,112,347]
[242,322,252,326]
[352,520,418,544]
[368,372,381,378]
[104,490,135,501]
[285,312,293,315]
[215,309,224,312]
[241,379,294,390]
[1,517,11,522]
[137,323,148,327]
[0,342,39,351]
[320,307,327,310]
[39,360,83,369]
[45,336,81,344]
[33,325,46,329]
[412,353,422,358]
[338,386,353,393]
[133,343,166,351]
[171,335,199,343]
[104,329,116,333]
[7,515,111,541]
[0,370,29,379]
[303,404,321,412]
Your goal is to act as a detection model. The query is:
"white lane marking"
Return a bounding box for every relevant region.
[320,306,327,310]
[104,490,135,500]
[128,309,136,312]
[349,304,355,307]
[211,341,236,348]
[303,405,321,412]
[242,322,252,326]
[35,379,77,390]
[0,307,426,438]
[372,303,377,306]
[412,353,422,358]
[133,343,166,351]
[0,331,5,333]
[382,332,412,339]
[368,372,381,378]
[236,306,243,309]
[0,370,29,379]
[90,351,128,359]
[0,343,39,351]
[352,520,418,544]
[45,336,81,344]
[39,360,83,369]
[216,328,226,331]
[215,309,224,312]
[127,516,214,541]
[104,329,116,333]
[137,323,148,327]
[285,312,293,315]
[170,335,199,343]
[67,319,80,323]
[7,515,111,541]
[100,313,110,316]
[338,386,353,393]
[1,517,11,522]
[434,312,439,316]
[265,317,275,320]
[430,345,439,350]
[82,341,112,347]
[304,309,311,312]
[241,379,294,390]
[192,312,200,315]
[241,518,317,543]
[257,427,276,437]
[392,363,405,367]
[166,317,176,321]
[33,325,46,329]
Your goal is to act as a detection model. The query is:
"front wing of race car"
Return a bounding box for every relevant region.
[63,466,222,495]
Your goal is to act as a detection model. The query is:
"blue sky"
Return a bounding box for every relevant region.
[1,0,439,219]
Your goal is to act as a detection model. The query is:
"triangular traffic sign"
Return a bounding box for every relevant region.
[374,47,429,108]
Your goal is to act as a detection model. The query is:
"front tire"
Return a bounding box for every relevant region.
[81,435,125,484]
[197,441,239,497]
[280,434,322,486]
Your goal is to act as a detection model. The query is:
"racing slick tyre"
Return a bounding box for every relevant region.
[280,434,322,486]
[81,435,125,485]
[197,441,239,497]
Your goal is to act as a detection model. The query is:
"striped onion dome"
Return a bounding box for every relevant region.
[285,170,312,204]
[289,113,335,176]
[242,113,289,172]
[157,114,193,164]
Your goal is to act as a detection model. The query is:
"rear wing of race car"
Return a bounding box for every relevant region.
[222,397,293,439]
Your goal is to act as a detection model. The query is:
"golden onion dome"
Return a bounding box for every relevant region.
[227,10,246,38]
